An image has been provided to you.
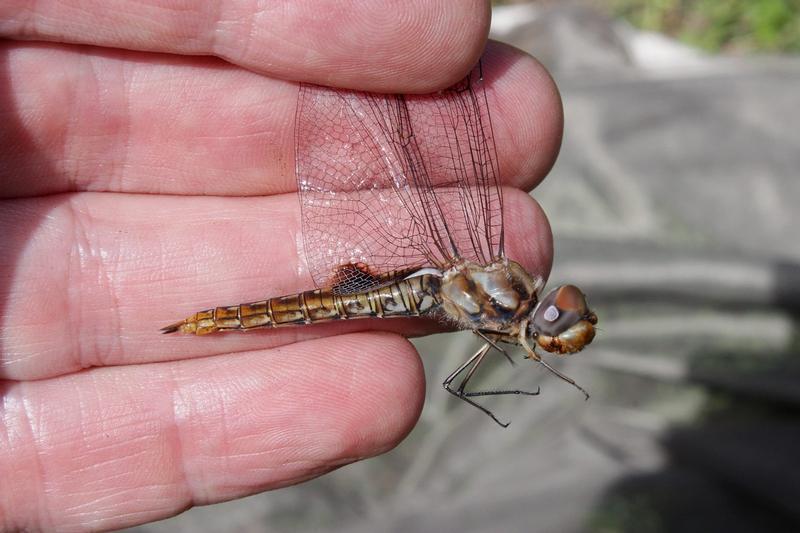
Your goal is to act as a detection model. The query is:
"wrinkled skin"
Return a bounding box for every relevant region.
[0,0,565,529]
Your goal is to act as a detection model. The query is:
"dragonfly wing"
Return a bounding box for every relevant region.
[295,64,504,292]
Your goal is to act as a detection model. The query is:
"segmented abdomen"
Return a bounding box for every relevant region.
[161,275,440,335]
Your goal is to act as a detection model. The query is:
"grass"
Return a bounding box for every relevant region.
[494,0,800,53]
[605,0,800,53]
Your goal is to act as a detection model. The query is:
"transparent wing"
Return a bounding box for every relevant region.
[295,65,504,292]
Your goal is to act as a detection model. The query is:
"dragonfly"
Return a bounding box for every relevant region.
[162,63,598,426]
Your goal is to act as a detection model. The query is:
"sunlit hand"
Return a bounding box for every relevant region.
[0,1,563,529]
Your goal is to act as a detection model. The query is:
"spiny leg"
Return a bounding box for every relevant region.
[475,329,514,366]
[537,358,590,400]
[442,343,540,428]
[457,352,540,399]
[524,346,590,400]
[443,344,506,426]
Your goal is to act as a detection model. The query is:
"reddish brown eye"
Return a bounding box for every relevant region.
[532,285,588,337]
[553,285,589,315]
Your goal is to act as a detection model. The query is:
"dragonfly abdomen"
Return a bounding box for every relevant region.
[162,274,440,335]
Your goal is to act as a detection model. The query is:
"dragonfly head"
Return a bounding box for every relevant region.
[528,285,597,354]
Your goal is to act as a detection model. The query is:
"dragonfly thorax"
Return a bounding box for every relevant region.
[437,259,543,332]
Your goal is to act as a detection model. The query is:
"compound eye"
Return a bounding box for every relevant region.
[532,285,588,337]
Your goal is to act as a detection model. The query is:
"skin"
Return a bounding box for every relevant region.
[0,1,564,530]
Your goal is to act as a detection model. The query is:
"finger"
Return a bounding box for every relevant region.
[0,332,424,531]
[0,188,550,381]
[2,41,562,198]
[0,0,489,92]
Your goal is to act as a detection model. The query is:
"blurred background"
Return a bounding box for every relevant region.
[132,1,800,531]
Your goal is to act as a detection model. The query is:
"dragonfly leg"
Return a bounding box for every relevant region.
[443,343,540,428]
[474,329,514,367]
[537,358,590,400]
[521,341,590,400]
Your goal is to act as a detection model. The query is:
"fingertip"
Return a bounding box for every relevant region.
[390,0,492,93]
[327,333,426,454]
[238,332,425,463]
[158,333,426,502]
[220,0,492,93]
[483,41,564,191]
[503,187,553,282]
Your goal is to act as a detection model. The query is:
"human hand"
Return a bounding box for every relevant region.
[0,1,563,529]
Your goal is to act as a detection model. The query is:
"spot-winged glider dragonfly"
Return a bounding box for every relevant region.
[162,63,597,426]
